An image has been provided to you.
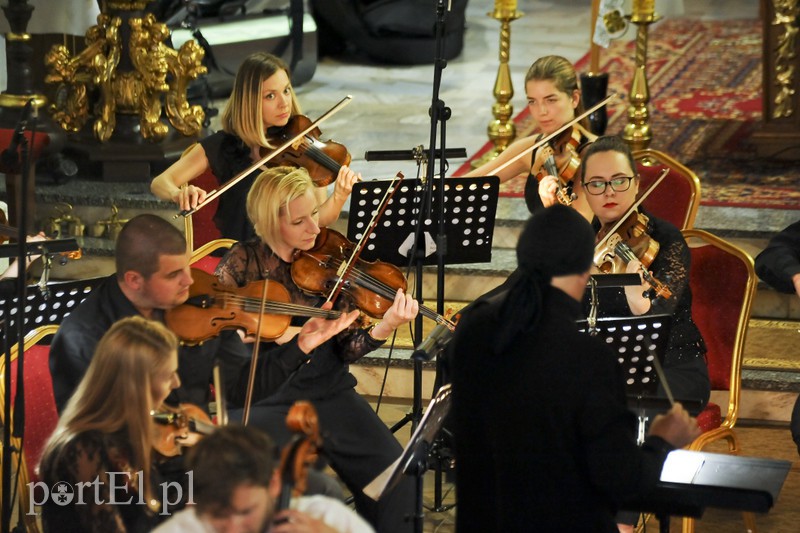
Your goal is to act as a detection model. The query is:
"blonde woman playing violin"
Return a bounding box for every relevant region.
[460,55,596,219]
[214,165,417,533]
[150,52,360,242]
[581,136,710,411]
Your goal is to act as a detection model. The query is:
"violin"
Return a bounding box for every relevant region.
[290,228,456,330]
[532,126,582,206]
[277,401,321,512]
[594,211,673,300]
[264,114,351,188]
[165,269,342,344]
[151,403,215,457]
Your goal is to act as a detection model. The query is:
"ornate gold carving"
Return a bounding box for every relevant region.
[45,11,206,142]
[771,0,800,118]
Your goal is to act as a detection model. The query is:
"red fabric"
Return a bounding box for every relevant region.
[191,254,222,275]
[9,344,59,481]
[191,168,222,250]
[688,244,748,390]
[637,159,695,230]
[0,129,50,172]
[695,402,722,433]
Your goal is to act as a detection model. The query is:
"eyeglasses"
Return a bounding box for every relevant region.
[582,176,635,195]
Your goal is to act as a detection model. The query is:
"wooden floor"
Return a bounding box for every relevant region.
[370,399,800,532]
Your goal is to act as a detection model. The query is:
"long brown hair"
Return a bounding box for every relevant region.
[41,317,178,511]
[221,52,302,149]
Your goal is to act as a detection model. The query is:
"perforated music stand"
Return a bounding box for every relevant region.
[577,314,672,396]
[346,177,499,266]
[577,314,673,442]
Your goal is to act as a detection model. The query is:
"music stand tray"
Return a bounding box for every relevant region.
[363,384,452,501]
[346,177,499,266]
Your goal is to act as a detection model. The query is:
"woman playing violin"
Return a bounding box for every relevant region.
[461,55,596,219]
[580,136,710,410]
[150,52,361,242]
[214,165,416,533]
[39,316,181,533]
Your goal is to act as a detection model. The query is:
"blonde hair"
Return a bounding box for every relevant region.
[247,166,315,249]
[41,317,178,511]
[221,52,302,149]
[525,55,587,126]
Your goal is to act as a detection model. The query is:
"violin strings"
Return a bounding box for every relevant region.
[304,139,342,172]
[216,292,341,318]
[309,255,447,323]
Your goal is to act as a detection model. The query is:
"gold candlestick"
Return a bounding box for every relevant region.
[622,2,661,152]
[471,1,523,168]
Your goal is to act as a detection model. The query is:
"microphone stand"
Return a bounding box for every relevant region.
[2,101,35,533]
[397,2,455,530]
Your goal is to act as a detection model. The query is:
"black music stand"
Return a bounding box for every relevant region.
[626,449,792,532]
[363,384,452,532]
[577,314,673,443]
[347,176,499,266]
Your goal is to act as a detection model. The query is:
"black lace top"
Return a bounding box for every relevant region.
[39,430,159,533]
[215,239,385,403]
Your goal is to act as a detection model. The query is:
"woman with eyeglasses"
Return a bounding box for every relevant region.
[460,55,596,219]
[581,136,709,533]
[580,135,710,412]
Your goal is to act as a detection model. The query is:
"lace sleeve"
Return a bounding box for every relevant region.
[216,241,260,288]
[648,227,690,316]
[61,436,131,532]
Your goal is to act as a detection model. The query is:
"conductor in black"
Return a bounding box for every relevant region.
[448,204,699,532]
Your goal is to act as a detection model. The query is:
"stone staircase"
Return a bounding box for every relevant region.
[3,179,799,424]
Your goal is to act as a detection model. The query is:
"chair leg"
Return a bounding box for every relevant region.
[681,516,696,533]
[743,511,758,532]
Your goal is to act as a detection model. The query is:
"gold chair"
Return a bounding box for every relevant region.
[0,325,60,533]
[680,229,758,533]
[634,149,701,230]
[190,238,237,275]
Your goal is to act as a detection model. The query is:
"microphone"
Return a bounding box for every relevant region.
[412,323,454,361]
[1,99,34,171]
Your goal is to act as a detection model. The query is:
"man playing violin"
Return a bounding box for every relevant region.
[153,424,374,533]
[214,165,418,533]
[49,214,353,498]
[580,135,710,411]
[460,55,596,219]
[150,52,361,242]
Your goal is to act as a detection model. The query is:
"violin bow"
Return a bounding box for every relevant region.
[173,95,353,219]
[489,92,621,177]
[594,167,670,254]
[242,274,272,425]
[325,172,405,305]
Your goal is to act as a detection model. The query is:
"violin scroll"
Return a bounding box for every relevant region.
[151,403,215,457]
[277,401,322,510]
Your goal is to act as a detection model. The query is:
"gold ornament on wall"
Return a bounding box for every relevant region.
[770,0,799,118]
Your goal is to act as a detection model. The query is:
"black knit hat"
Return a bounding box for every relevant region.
[517,204,595,278]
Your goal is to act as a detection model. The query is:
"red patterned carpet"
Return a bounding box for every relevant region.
[463,18,800,210]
